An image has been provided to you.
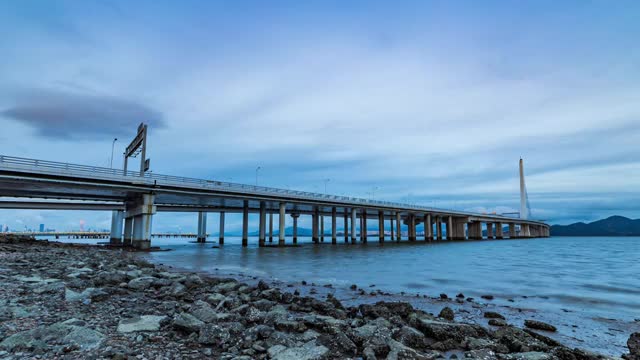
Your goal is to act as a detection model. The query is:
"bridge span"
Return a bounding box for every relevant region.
[0,155,549,249]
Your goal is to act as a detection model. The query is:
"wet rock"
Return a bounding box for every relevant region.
[481,295,494,300]
[456,293,465,298]
[190,300,219,323]
[394,325,428,349]
[0,319,104,352]
[500,352,555,360]
[439,307,455,321]
[629,332,640,356]
[172,312,204,333]
[127,276,156,290]
[268,340,329,360]
[117,315,167,333]
[413,317,488,342]
[198,324,230,345]
[489,319,508,327]
[484,312,505,320]
[492,326,550,353]
[440,293,449,300]
[524,320,557,332]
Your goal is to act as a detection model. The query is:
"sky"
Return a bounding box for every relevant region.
[1,0,639,232]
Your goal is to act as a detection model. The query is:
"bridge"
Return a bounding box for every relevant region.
[0,156,549,249]
[7,231,206,239]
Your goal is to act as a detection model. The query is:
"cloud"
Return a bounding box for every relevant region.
[2,89,165,139]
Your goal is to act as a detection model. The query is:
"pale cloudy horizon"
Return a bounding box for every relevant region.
[1,0,639,232]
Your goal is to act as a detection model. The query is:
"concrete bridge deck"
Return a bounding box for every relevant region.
[0,155,549,249]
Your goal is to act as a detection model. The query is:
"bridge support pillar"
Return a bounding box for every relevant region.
[197,212,207,243]
[486,222,494,239]
[509,223,516,238]
[409,214,416,241]
[378,211,384,244]
[343,210,349,243]
[396,212,401,241]
[278,203,286,246]
[468,222,482,240]
[447,216,454,241]
[320,215,324,242]
[436,217,443,241]
[424,214,432,241]
[269,213,273,243]
[496,222,504,239]
[129,194,156,250]
[110,210,124,245]
[219,212,225,245]
[242,200,249,247]
[331,207,337,245]
[450,218,466,240]
[351,208,357,244]
[521,223,531,238]
[390,217,394,241]
[123,216,133,246]
[291,213,299,244]
[362,209,367,243]
[259,202,266,247]
[312,207,319,243]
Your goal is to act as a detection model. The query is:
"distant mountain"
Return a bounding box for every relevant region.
[551,216,640,236]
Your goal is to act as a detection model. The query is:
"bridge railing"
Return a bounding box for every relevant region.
[0,155,524,221]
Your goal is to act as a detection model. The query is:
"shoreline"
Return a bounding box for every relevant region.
[1,235,637,359]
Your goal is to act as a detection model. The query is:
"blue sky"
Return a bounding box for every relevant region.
[1,1,639,232]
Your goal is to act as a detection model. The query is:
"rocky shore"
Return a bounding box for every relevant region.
[0,235,638,360]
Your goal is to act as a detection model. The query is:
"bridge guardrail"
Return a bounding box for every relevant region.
[0,155,530,222]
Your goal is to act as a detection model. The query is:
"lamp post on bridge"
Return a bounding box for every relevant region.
[323,178,330,194]
[109,138,118,168]
[255,166,261,186]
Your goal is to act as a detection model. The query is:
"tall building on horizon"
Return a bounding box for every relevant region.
[39,224,45,232]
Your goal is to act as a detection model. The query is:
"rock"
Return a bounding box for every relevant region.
[394,325,428,349]
[386,339,436,360]
[438,307,455,321]
[481,295,494,300]
[268,341,329,360]
[456,293,465,298]
[117,315,167,333]
[198,324,231,345]
[629,332,640,356]
[350,284,358,290]
[439,293,448,299]
[172,312,204,333]
[127,276,156,290]
[489,319,508,327]
[190,300,219,323]
[412,317,488,342]
[524,320,557,332]
[484,312,505,320]
[0,319,104,352]
[493,326,550,353]
[500,352,555,360]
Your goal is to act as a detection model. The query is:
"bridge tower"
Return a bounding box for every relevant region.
[519,158,531,220]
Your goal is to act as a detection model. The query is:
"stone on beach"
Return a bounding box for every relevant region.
[117,315,167,333]
[524,320,557,332]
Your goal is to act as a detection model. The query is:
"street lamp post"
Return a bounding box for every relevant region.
[255,166,261,186]
[371,186,379,200]
[323,178,330,194]
[109,138,118,168]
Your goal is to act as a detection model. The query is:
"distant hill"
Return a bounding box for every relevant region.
[551,216,640,236]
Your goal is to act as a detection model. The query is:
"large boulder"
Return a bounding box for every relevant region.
[524,320,556,332]
[0,319,104,352]
[172,313,204,334]
[628,333,640,356]
[267,341,329,360]
[411,317,488,342]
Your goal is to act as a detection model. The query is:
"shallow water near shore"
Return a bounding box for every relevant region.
[51,235,640,355]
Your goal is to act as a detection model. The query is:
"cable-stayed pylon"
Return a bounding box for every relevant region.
[519,158,532,219]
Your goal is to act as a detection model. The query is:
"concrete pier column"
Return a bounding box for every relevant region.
[496,222,504,239]
[378,211,385,244]
[390,217,394,240]
[259,202,266,247]
[331,207,337,245]
[469,222,482,240]
[486,223,494,239]
[409,214,416,241]
[452,220,466,241]
[320,215,324,242]
[396,212,401,241]
[123,216,133,246]
[278,202,286,246]
[312,207,319,243]
[291,213,299,244]
[242,200,249,247]
[436,217,443,241]
[110,210,124,245]
[350,208,357,244]
[362,209,367,243]
[447,216,453,241]
[522,223,531,238]
[269,213,273,243]
[130,194,156,250]
[219,212,225,245]
[197,211,207,243]
[424,214,431,241]
[509,223,516,238]
[343,211,349,243]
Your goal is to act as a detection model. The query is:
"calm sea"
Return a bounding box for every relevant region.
[46,235,640,355]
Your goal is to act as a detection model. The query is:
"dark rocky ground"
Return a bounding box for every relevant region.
[0,234,638,360]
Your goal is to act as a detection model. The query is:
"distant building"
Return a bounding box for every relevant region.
[39,224,45,232]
